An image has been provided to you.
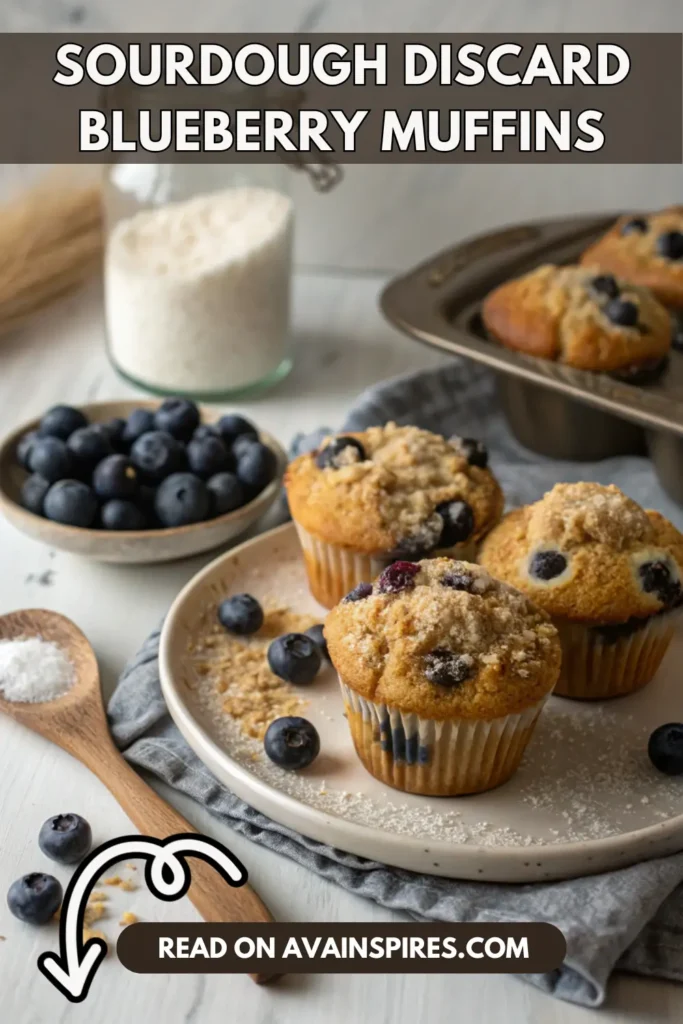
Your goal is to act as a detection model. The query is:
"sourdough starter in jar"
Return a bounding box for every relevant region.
[105,187,293,397]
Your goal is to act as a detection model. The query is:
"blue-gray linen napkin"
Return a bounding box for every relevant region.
[108,359,683,1008]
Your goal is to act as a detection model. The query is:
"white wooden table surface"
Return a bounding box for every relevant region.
[0,270,681,1024]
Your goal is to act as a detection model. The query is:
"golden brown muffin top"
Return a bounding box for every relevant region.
[580,208,683,308]
[479,482,683,624]
[481,263,671,371]
[285,422,504,556]
[325,558,560,720]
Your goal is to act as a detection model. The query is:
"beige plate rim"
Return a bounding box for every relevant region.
[159,522,683,883]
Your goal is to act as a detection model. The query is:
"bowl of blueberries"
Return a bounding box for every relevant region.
[0,397,287,563]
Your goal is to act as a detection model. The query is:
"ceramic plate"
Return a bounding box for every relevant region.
[159,523,683,882]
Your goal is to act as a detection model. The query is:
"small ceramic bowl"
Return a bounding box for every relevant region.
[0,400,287,564]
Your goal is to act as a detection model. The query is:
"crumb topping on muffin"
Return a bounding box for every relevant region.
[325,558,560,720]
[479,483,683,623]
[580,207,683,308]
[285,422,504,555]
[481,263,672,371]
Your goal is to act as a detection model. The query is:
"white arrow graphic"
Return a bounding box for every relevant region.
[37,832,247,1003]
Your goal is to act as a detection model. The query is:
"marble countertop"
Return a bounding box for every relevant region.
[0,269,680,1023]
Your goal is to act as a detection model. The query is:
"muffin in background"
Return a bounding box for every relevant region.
[580,207,683,309]
[479,482,683,700]
[285,422,503,608]
[481,263,671,373]
[325,558,560,796]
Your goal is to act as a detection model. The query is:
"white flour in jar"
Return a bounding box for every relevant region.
[105,187,293,393]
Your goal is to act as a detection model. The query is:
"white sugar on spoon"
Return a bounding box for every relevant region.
[0,636,75,703]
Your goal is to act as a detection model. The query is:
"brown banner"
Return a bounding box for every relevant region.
[117,922,566,974]
[0,33,680,163]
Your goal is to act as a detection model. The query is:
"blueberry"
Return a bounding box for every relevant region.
[455,436,489,469]
[186,436,233,479]
[38,813,92,865]
[343,582,373,602]
[621,217,648,235]
[66,426,113,474]
[529,550,568,581]
[207,472,246,516]
[305,623,330,661]
[639,559,681,606]
[38,405,87,441]
[44,480,98,528]
[236,442,277,497]
[218,593,264,635]
[604,298,639,328]
[92,454,139,501]
[98,417,126,450]
[441,570,475,591]
[16,430,39,470]
[130,431,185,483]
[101,499,147,531]
[264,716,320,770]
[316,436,366,470]
[154,472,210,527]
[122,408,155,447]
[153,397,200,441]
[7,873,62,925]
[217,413,258,446]
[377,561,420,594]
[267,633,322,684]
[28,437,72,483]
[435,500,475,548]
[590,274,620,299]
[657,231,683,261]
[20,474,50,515]
[231,435,260,460]
[193,423,221,442]
[648,723,683,775]
[672,313,683,353]
[424,648,475,687]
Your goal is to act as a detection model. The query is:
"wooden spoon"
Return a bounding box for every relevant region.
[0,608,277,984]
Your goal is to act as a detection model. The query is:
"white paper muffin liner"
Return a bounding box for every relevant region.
[293,521,477,609]
[553,606,682,700]
[339,679,548,796]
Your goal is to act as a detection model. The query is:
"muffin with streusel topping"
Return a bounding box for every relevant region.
[285,422,504,608]
[325,558,560,796]
[482,263,672,376]
[479,482,683,700]
[580,208,683,310]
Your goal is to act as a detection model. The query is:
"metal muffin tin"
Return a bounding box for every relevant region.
[380,213,683,505]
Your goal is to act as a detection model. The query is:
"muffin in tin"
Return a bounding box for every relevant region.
[285,422,503,608]
[325,557,561,796]
[479,482,683,700]
[580,207,683,310]
[481,263,671,374]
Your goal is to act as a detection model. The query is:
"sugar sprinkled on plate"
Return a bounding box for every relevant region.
[0,637,75,703]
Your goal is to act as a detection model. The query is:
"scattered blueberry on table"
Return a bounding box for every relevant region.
[38,812,92,865]
[305,623,329,661]
[648,723,683,775]
[267,633,322,684]
[7,872,63,925]
[264,716,321,770]
[218,593,264,636]
[15,400,277,531]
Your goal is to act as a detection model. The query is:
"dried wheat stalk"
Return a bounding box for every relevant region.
[0,177,103,337]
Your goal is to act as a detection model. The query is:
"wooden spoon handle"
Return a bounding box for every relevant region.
[83,741,277,984]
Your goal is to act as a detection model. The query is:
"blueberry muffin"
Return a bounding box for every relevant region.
[481,264,671,373]
[325,558,560,795]
[479,483,683,700]
[285,423,504,608]
[580,208,683,310]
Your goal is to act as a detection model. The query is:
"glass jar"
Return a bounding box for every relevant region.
[103,162,294,400]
